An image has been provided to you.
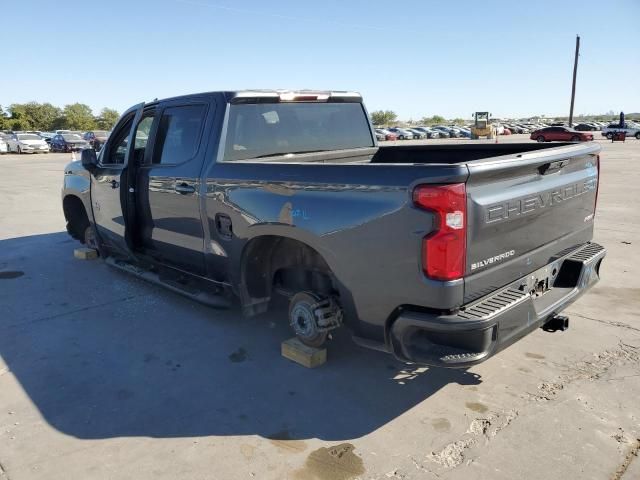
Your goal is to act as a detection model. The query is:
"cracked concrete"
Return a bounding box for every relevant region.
[426,409,519,469]
[0,137,639,480]
[570,312,640,334]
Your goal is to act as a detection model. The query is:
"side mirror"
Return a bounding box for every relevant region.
[81,148,98,169]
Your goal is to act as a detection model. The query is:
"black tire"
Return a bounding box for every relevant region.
[536,136,546,142]
[17,145,21,154]
[399,135,405,140]
[635,132,640,140]
[289,292,328,348]
[571,135,580,142]
[606,133,613,139]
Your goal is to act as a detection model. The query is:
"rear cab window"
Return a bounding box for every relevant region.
[223,102,374,162]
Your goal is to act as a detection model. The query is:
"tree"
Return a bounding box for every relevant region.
[23,102,61,131]
[60,103,96,130]
[95,108,120,130]
[7,104,34,130]
[0,105,7,130]
[370,110,397,126]
[420,115,446,126]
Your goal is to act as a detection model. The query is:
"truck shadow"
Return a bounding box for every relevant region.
[0,232,481,441]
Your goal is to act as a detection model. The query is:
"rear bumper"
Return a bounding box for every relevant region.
[388,242,606,368]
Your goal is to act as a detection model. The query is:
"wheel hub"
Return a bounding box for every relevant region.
[290,301,317,338]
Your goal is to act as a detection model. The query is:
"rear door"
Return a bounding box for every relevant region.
[134,98,211,276]
[464,144,600,302]
[91,104,144,258]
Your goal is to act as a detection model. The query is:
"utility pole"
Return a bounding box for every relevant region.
[568,35,580,127]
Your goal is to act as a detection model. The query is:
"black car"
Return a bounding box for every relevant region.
[50,133,91,152]
[574,123,597,132]
[83,131,110,150]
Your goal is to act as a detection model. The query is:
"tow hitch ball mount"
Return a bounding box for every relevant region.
[542,315,569,332]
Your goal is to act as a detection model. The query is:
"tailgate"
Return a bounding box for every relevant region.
[464,143,600,303]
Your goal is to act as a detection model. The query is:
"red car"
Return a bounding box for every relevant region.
[375,128,398,141]
[530,126,593,142]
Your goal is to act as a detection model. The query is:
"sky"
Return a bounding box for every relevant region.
[1,0,639,120]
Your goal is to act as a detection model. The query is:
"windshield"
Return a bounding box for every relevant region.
[223,102,374,161]
[17,134,41,141]
[62,134,82,141]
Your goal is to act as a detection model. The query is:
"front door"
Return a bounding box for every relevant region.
[134,100,211,276]
[90,104,144,258]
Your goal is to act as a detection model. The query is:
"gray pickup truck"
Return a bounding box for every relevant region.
[62,90,605,367]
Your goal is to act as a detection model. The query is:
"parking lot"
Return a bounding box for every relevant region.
[0,135,639,480]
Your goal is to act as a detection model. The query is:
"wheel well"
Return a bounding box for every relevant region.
[63,195,89,240]
[240,236,337,313]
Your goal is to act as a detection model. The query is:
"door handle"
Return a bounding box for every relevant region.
[175,183,196,195]
[110,180,119,189]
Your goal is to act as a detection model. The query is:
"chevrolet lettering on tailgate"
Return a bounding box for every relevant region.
[485,178,597,224]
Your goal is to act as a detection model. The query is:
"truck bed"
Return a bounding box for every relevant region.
[370,142,576,164]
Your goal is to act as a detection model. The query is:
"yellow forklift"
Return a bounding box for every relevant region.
[470,112,495,139]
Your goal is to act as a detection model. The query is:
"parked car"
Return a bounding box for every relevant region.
[6,133,50,153]
[0,137,7,154]
[433,126,457,138]
[55,129,72,135]
[574,123,597,132]
[374,130,386,141]
[453,127,471,138]
[50,133,91,152]
[412,127,440,139]
[601,123,640,140]
[508,124,524,134]
[375,128,398,141]
[61,89,605,368]
[386,127,415,140]
[530,126,593,142]
[407,128,426,139]
[39,132,55,144]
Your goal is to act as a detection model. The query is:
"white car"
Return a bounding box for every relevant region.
[0,138,7,154]
[601,123,640,139]
[6,133,50,154]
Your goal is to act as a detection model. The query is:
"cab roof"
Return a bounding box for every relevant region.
[147,90,363,105]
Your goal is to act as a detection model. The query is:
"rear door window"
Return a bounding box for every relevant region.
[152,105,206,165]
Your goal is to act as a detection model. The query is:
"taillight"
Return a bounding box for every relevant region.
[413,183,467,281]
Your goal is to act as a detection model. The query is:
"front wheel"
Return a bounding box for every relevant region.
[536,136,546,142]
[635,132,640,140]
[17,146,22,154]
